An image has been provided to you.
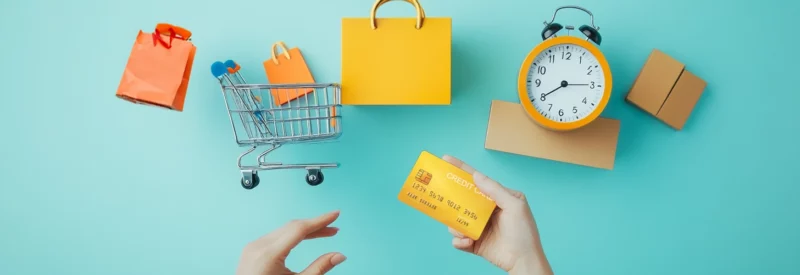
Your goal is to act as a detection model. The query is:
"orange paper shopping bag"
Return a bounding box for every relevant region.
[116,23,196,111]
[262,41,316,106]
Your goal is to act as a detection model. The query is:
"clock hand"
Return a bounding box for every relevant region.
[544,86,562,97]
[543,80,569,97]
[567,83,589,86]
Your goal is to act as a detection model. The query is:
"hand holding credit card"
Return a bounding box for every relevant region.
[398,153,554,274]
[397,151,498,240]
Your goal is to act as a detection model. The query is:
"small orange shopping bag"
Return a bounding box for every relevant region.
[262,41,316,106]
[116,23,196,111]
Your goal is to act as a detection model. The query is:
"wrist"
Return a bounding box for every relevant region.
[508,251,553,275]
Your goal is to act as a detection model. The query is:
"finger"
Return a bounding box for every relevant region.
[303,210,341,234]
[452,237,474,252]
[442,155,477,174]
[505,187,526,200]
[473,171,518,209]
[298,252,347,275]
[288,210,340,237]
[448,227,466,238]
[305,227,339,240]
[276,210,341,250]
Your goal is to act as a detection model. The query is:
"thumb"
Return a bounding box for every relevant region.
[473,171,518,209]
[298,252,347,275]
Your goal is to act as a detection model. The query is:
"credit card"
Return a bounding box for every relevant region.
[397,151,497,240]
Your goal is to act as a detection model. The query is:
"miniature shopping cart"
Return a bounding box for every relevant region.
[210,60,342,190]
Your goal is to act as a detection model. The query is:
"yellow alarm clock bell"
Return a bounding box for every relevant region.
[517,6,612,131]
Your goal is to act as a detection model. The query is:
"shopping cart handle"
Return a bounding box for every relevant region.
[224,60,241,74]
[211,61,228,78]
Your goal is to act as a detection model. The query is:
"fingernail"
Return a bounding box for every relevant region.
[331,253,346,266]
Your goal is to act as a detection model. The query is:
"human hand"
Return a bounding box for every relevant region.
[236,210,347,275]
[442,155,553,275]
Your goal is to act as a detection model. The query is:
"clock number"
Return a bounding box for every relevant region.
[549,55,555,63]
[579,56,582,64]
[582,97,587,104]
[558,109,564,116]
[587,66,592,75]
[535,79,541,87]
[590,81,595,89]
[572,106,578,113]
[548,104,553,111]
[540,93,546,101]
[538,66,546,75]
[562,52,571,60]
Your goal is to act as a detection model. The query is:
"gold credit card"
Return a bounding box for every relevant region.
[397,151,497,240]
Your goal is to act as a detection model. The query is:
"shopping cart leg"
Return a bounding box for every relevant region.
[257,145,282,166]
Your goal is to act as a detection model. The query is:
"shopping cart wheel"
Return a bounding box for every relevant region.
[305,169,324,186]
[241,173,260,190]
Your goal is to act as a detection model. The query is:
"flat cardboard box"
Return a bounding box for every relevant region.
[626,49,707,130]
[484,100,621,170]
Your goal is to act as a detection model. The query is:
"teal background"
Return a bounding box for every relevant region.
[1,0,798,274]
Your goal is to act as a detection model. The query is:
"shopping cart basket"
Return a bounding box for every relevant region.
[210,60,342,190]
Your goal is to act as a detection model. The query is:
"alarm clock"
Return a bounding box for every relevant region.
[517,6,612,131]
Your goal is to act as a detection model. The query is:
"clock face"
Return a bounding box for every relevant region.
[526,43,606,123]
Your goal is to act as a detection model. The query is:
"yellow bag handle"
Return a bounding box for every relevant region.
[370,0,426,30]
[271,41,291,65]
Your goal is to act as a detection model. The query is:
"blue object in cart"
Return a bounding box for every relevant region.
[254,111,265,123]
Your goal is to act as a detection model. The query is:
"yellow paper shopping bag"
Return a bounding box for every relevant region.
[341,0,451,105]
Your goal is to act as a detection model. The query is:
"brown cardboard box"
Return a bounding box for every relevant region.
[626,49,707,130]
[484,100,621,170]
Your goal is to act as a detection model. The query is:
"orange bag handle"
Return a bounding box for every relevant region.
[156,23,191,40]
[152,23,192,49]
